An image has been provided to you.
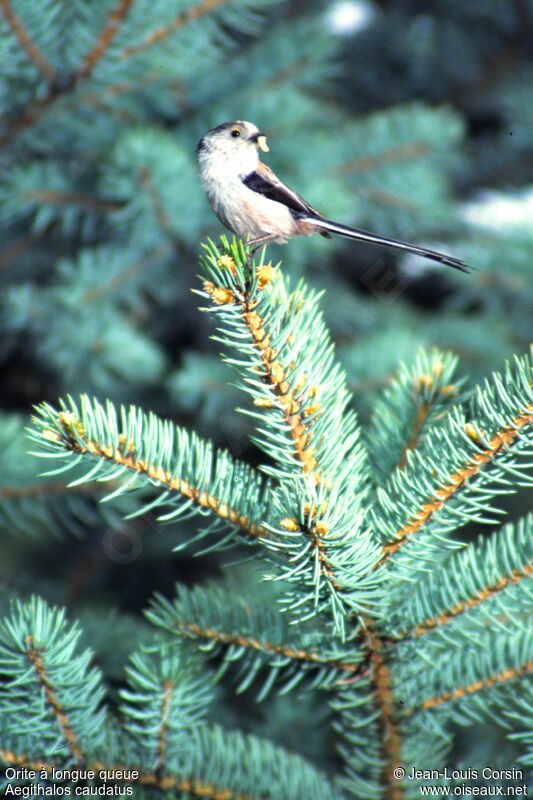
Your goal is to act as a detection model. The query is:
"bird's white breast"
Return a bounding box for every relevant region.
[199,150,297,242]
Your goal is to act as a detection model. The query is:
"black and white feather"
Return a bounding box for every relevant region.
[197,120,470,272]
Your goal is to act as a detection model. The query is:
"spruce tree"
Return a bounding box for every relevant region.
[1,1,532,797]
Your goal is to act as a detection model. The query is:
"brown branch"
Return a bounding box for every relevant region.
[356,185,415,209]
[82,244,169,303]
[0,752,50,771]
[409,659,533,715]
[452,42,525,105]
[266,56,313,89]
[380,403,533,563]
[157,680,173,769]
[0,0,132,148]
[336,141,430,176]
[397,366,459,472]
[117,0,229,60]
[136,166,175,237]
[0,0,56,81]
[49,410,267,542]
[0,479,114,500]
[240,297,318,477]
[0,193,120,272]
[366,625,403,800]
[399,560,533,640]
[203,275,345,595]
[0,220,58,273]
[24,189,124,212]
[0,752,257,799]
[177,621,363,675]
[0,80,73,149]
[397,401,429,471]
[78,0,133,82]
[26,636,83,762]
[80,69,188,112]
[208,279,348,597]
[0,0,223,147]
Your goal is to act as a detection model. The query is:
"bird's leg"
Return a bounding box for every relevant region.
[244,234,271,258]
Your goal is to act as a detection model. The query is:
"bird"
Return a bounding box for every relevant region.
[196,120,469,272]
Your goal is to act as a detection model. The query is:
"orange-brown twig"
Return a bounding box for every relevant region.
[26,636,83,762]
[78,0,133,82]
[337,141,430,175]
[51,411,267,542]
[408,659,533,715]
[399,561,533,639]
[0,0,55,81]
[380,404,533,564]
[366,626,404,800]
[117,0,229,60]
[178,621,362,674]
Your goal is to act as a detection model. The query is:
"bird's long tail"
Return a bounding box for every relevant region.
[308,216,469,272]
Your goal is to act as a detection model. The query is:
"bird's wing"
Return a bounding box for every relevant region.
[243,161,321,217]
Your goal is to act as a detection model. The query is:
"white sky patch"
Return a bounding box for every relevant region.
[460,188,533,232]
[326,0,375,36]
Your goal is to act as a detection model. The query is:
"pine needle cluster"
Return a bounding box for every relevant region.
[1,1,533,797]
[1,239,530,798]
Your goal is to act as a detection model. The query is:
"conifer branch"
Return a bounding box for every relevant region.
[0,0,56,82]
[366,627,403,800]
[0,753,49,772]
[156,680,173,770]
[79,91,142,124]
[49,408,268,541]
[2,724,340,798]
[394,359,459,471]
[0,222,58,273]
[30,398,271,547]
[409,659,533,715]
[381,402,533,562]
[367,350,463,487]
[404,560,533,639]
[0,479,112,500]
[198,240,382,626]
[117,0,230,60]
[79,73,183,121]
[357,185,414,209]
[0,752,259,799]
[82,244,169,303]
[337,141,430,175]
[0,0,131,147]
[0,80,73,149]
[397,401,429,471]
[202,257,321,478]
[265,55,314,88]
[25,636,84,763]
[136,166,177,240]
[78,0,133,82]
[147,582,368,697]
[23,190,124,213]
[237,295,318,477]
[175,620,362,675]
[200,244,370,608]
[386,515,533,655]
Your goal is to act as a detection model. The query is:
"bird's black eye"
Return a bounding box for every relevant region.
[231,128,241,138]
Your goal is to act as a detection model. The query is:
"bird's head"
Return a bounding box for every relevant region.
[196,121,269,176]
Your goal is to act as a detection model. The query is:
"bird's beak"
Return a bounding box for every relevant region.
[257,135,269,153]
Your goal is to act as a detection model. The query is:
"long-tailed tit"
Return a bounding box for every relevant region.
[197,120,469,272]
